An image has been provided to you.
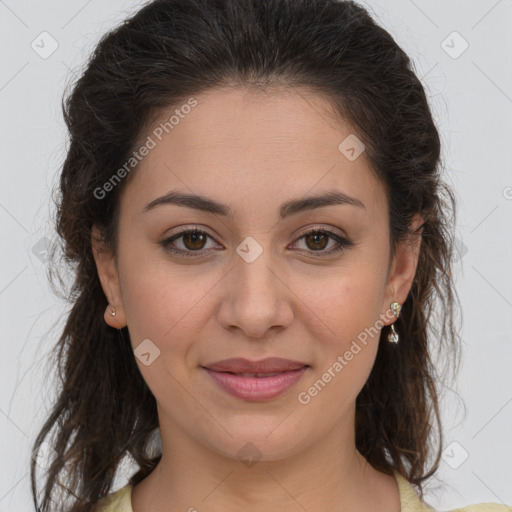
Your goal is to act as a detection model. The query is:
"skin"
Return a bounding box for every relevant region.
[92,85,422,512]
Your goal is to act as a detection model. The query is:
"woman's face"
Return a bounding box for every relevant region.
[93,86,421,463]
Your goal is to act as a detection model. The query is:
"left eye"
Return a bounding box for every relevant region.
[292,228,350,254]
[161,227,353,257]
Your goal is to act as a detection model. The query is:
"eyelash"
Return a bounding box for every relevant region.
[161,227,354,258]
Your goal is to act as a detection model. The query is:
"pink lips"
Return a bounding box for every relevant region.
[202,357,309,401]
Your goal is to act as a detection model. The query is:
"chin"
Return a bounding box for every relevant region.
[198,423,309,464]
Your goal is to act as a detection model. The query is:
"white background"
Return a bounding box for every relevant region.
[0,0,511,510]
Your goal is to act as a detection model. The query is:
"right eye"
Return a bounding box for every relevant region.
[161,227,220,257]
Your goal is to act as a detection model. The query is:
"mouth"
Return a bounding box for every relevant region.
[202,356,309,374]
[219,371,297,377]
[201,364,310,401]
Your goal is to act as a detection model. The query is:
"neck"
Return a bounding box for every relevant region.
[131,405,400,512]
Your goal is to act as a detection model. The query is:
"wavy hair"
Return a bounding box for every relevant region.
[30,0,461,510]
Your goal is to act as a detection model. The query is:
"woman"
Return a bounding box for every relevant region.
[30,0,510,511]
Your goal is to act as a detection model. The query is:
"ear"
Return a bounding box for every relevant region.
[91,224,126,329]
[381,213,423,325]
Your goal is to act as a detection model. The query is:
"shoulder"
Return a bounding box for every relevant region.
[392,471,511,512]
[92,484,133,512]
[446,506,512,512]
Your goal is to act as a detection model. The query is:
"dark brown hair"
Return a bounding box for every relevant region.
[31,0,461,510]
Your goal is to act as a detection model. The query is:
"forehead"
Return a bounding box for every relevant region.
[121,86,386,222]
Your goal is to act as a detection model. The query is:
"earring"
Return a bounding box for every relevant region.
[110,306,116,317]
[387,301,401,343]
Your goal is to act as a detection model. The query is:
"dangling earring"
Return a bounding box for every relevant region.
[110,306,116,316]
[387,301,401,343]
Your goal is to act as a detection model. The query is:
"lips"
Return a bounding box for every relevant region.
[202,362,309,401]
[202,357,308,374]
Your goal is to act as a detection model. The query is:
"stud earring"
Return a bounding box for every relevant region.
[110,306,116,317]
[387,301,401,343]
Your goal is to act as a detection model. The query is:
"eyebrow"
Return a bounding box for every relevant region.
[142,189,365,219]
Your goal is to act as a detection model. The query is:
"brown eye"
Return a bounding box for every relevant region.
[292,228,354,257]
[161,226,353,259]
[304,231,329,251]
[182,231,208,250]
[161,228,218,257]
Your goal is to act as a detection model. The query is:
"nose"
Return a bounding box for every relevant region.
[217,239,294,339]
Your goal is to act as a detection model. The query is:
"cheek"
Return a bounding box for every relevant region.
[120,241,203,332]
[120,263,220,366]
[119,272,209,410]
[292,266,385,345]
[291,266,386,401]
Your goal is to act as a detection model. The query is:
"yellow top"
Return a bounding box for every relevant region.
[94,470,512,511]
